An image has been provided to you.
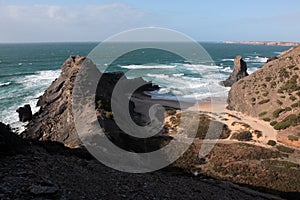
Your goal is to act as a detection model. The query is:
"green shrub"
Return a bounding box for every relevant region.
[288,65,295,69]
[254,130,262,138]
[251,97,256,102]
[259,111,267,117]
[276,100,283,105]
[273,108,285,118]
[270,121,278,126]
[290,95,297,101]
[291,101,300,108]
[280,96,286,99]
[258,99,270,105]
[297,91,300,97]
[288,135,299,141]
[231,131,252,141]
[262,92,269,97]
[265,77,272,82]
[255,91,259,94]
[285,107,292,111]
[276,145,295,153]
[274,114,300,130]
[263,118,271,122]
[278,75,300,93]
[274,121,292,130]
[294,67,299,70]
[105,112,113,119]
[267,140,276,146]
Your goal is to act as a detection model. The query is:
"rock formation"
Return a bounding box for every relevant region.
[16,104,33,122]
[22,56,162,149]
[221,55,249,87]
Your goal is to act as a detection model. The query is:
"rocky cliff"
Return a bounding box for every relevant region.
[22,56,161,149]
[228,45,300,146]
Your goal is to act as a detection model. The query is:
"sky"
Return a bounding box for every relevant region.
[0,0,300,43]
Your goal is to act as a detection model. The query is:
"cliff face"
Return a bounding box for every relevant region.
[22,56,85,147]
[22,56,161,149]
[228,45,300,143]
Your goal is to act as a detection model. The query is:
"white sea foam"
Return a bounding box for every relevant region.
[0,82,11,87]
[121,64,176,69]
[1,69,61,132]
[221,58,234,62]
[244,56,268,63]
[17,70,61,88]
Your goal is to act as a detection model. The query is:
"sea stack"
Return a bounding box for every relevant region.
[16,104,33,122]
[221,55,248,87]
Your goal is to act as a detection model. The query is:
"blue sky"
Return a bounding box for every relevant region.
[0,0,300,42]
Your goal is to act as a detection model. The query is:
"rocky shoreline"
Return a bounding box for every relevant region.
[1,48,300,199]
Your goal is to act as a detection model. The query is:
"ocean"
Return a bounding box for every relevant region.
[0,42,292,130]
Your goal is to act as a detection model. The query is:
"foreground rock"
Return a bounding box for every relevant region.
[221,55,249,87]
[1,123,282,199]
[16,104,32,122]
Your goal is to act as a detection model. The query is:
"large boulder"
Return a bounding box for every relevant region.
[16,104,33,122]
[221,55,248,87]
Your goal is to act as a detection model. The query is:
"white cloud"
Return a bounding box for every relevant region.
[0,3,155,42]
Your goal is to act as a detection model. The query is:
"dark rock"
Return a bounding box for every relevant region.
[16,104,32,122]
[0,122,25,155]
[28,184,58,195]
[220,55,249,87]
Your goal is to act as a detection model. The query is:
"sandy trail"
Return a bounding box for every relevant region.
[187,103,277,144]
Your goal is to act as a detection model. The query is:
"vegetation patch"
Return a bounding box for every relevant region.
[270,121,278,126]
[267,140,276,146]
[263,118,271,122]
[278,75,300,93]
[265,77,272,82]
[258,111,267,117]
[288,135,299,141]
[276,100,283,105]
[273,108,285,118]
[274,114,300,130]
[231,131,252,141]
[276,145,295,153]
[258,99,270,105]
[290,95,297,101]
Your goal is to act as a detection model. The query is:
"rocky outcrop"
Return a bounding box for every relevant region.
[221,55,249,87]
[22,56,161,149]
[16,104,33,122]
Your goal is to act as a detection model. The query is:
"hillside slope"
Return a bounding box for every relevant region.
[228,45,300,147]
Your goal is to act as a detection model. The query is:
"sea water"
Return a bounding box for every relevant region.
[0,42,291,130]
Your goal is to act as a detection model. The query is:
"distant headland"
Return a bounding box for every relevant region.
[224,40,300,46]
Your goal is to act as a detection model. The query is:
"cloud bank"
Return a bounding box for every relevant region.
[0,3,155,42]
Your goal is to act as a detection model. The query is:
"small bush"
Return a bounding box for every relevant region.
[254,130,262,138]
[262,92,269,97]
[276,145,295,153]
[231,131,252,141]
[280,96,286,99]
[105,112,113,119]
[265,77,272,82]
[274,114,300,130]
[288,135,299,141]
[294,67,299,70]
[258,99,270,105]
[263,118,271,122]
[273,108,285,118]
[259,112,267,117]
[297,91,300,97]
[251,97,256,102]
[276,100,283,105]
[267,140,276,146]
[290,95,297,101]
[291,101,300,108]
[270,121,278,126]
[285,107,292,111]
